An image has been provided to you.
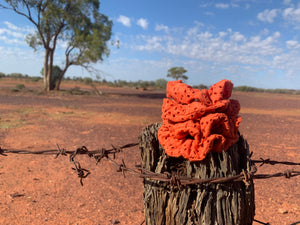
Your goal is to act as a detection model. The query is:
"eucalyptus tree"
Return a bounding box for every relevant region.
[167,67,188,81]
[0,0,112,91]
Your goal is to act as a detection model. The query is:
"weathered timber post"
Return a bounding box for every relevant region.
[139,123,255,225]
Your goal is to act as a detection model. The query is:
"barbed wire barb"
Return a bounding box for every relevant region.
[0,144,299,187]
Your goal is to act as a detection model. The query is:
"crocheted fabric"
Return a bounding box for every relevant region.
[158,79,241,161]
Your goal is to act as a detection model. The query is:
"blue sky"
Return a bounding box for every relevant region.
[1,0,300,89]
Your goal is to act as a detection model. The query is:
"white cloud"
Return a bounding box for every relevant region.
[129,23,298,82]
[137,18,149,30]
[0,35,24,45]
[231,3,239,8]
[218,31,227,38]
[117,15,131,27]
[215,3,230,9]
[204,11,214,16]
[199,3,209,8]
[155,24,169,33]
[282,6,300,23]
[286,40,300,49]
[245,4,250,10]
[0,28,24,38]
[257,9,279,23]
[134,35,164,51]
[3,21,21,31]
[230,32,246,42]
[2,21,34,33]
[0,21,35,46]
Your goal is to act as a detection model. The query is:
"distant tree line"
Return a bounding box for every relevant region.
[233,85,300,95]
[0,71,169,89]
[1,72,299,94]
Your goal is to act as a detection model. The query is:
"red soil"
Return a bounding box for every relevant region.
[0,78,299,224]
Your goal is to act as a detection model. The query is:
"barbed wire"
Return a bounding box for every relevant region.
[251,158,300,166]
[0,144,299,188]
[1,144,299,225]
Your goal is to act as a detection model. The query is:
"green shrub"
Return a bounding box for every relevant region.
[0,72,6,78]
[40,65,62,89]
[83,77,93,85]
[11,84,25,92]
[155,78,168,89]
[192,84,208,90]
[16,84,25,89]
[8,73,23,78]
[68,86,91,95]
[31,76,42,82]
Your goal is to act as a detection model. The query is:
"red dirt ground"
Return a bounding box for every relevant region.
[0,78,299,225]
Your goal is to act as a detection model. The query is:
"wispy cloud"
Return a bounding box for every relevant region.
[283,0,292,6]
[286,40,300,49]
[2,21,34,33]
[0,21,34,46]
[215,3,230,9]
[256,5,300,28]
[117,15,131,27]
[3,21,21,31]
[125,21,300,85]
[155,24,169,33]
[137,18,149,30]
[257,9,279,23]
[282,5,300,24]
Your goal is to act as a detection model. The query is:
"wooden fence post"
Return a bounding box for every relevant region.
[139,123,255,225]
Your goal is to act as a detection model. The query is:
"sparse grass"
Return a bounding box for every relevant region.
[67,86,91,95]
[240,108,300,117]
[234,85,300,95]
[0,117,26,129]
[10,83,26,92]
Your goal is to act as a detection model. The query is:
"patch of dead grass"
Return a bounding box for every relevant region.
[0,104,156,129]
[241,108,300,117]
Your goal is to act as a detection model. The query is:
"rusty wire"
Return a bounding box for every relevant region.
[0,144,299,188]
[0,144,299,225]
[251,158,300,166]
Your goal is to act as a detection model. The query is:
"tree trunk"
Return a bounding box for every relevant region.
[48,50,54,90]
[54,65,68,91]
[43,49,49,91]
[139,123,255,225]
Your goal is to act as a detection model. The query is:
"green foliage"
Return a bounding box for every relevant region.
[155,78,168,89]
[234,86,300,95]
[68,86,91,95]
[167,67,188,81]
[83,77,93,85]
[0,72,6,78]
[16,84,25,89]
[51,65,63,89]
[41,65,63,89]
[11,84,25,92]
[1,70,299,95]
[1,0,112,91]
[8,73,23,78]
[31,76,42,82]
[192,84,208,90]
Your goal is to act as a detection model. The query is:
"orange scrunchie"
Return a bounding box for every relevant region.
[158,79,241,161]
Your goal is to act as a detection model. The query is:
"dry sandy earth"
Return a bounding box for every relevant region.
[0,78,299,225]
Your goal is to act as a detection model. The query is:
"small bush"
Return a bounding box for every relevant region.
[8,73,24,78]
[16,84,25,89]
[68,86,91,95]
[192,84,208,90]
[31,76,42,82]
[11,84,25,92]
[155,79,168,89]
[83,77,93,85]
